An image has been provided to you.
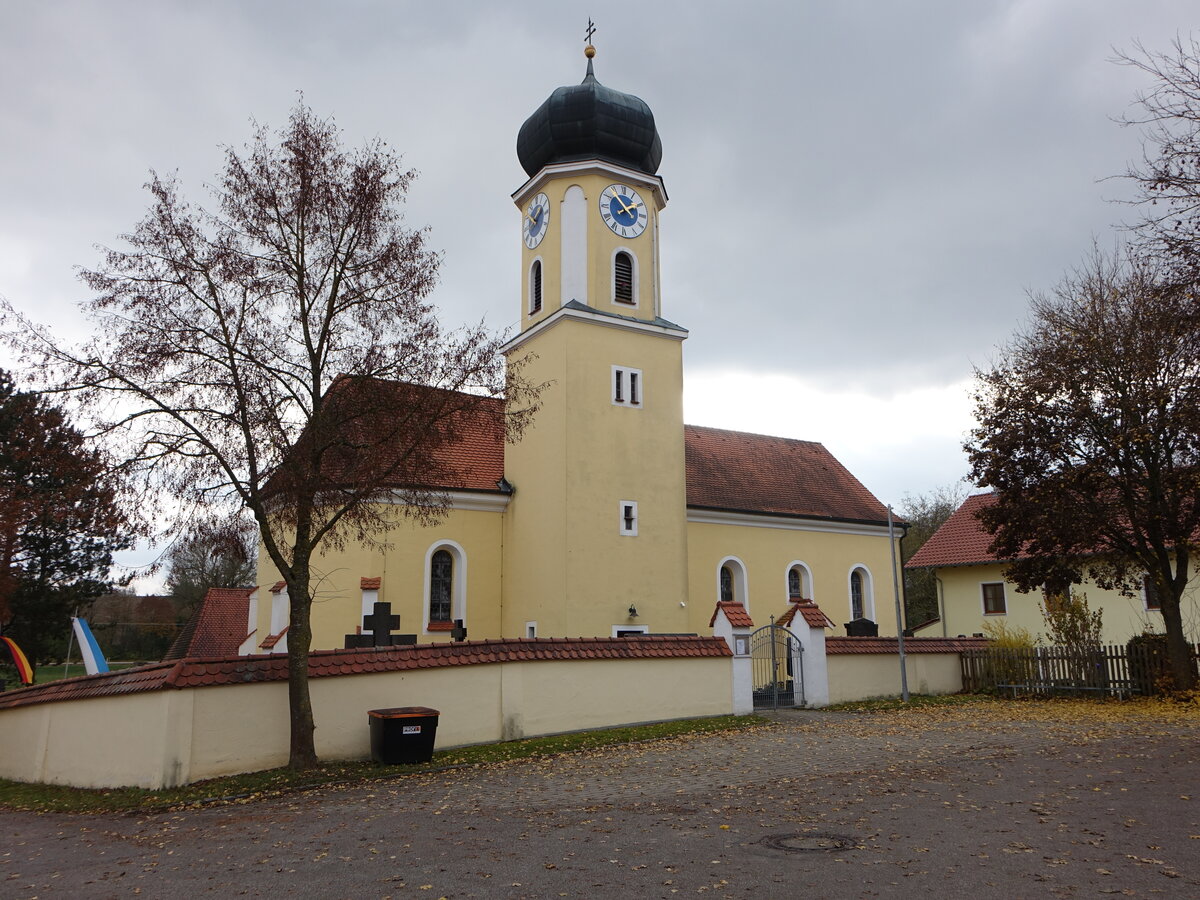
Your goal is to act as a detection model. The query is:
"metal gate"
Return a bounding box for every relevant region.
[751,623,804,709]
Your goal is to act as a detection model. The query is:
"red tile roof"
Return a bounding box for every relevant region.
[905,492,1002,568]
[270,581,287,593]
[260,627,288,650]
[684,426,891,523]
[360,577,381,590]
[776,601,835,629]
[0,637,732,710]
[825,636,989,655]
[709,601,754,628]
[163,588,254,661]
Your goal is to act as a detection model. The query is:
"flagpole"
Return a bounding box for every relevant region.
[63,607,78,680]
[888,506,910,702]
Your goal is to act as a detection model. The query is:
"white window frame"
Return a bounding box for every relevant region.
[848,565,874,621]
[611,247,639,307]
[528,256,545,314]
[619,500,638,536]
[785,560,814,602]
[423,540,467,632]
[981,582,1007,616]
[611,365,643,408]
[612,624,649,637]
[525,621,538,638]
[717,556,749,612]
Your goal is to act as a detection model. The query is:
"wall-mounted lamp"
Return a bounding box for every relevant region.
[627,604,638,618]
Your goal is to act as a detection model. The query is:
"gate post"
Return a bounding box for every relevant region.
[785,601,832,708]
[710,601,754,715]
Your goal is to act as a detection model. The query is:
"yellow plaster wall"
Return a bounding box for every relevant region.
[935,563,1200,644]
[254,504,506,650]
[827,653,964,704]
[519,170,664,327]
[504,315,690,637]
[686,521,901,635]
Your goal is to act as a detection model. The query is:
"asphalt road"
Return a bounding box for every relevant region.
[3,701,1198,898]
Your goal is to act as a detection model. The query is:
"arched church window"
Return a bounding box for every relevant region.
[530,259,543,313]
[720,565,734,604]
[788,565,811,601]
[614,251,634,304]
[430,549,453,622]
[850,569,865,620]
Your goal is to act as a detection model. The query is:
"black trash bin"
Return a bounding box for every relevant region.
[368,707,440,764]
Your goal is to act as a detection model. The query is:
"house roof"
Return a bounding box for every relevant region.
[684,426,891,524]
[162,588,254,661]
[905,492,1002,569]
[0,636,732,711]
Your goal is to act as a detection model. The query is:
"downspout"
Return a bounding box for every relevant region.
[935,573,947,637]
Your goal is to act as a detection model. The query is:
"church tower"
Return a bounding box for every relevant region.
[502,40,691,637]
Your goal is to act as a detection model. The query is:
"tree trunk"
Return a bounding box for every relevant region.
[285,570,319,769]
[1160,592,1198,690]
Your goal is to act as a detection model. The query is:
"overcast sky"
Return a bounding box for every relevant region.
[1,1,1195,582]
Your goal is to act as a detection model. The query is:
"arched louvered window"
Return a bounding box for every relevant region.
[530,259,543,314]
[614,251,634,304]
[430,549,453,622]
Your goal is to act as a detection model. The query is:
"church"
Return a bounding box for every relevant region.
[246,44,901,654]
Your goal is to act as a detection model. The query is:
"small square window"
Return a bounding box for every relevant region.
[526,621,537,638]
[619,500,638,536]
[982,582,1006,615]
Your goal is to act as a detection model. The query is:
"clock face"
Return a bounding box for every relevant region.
[523,193,550,249]
[599,184,648,238]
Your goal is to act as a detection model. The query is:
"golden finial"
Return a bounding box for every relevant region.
[585,44,596,59]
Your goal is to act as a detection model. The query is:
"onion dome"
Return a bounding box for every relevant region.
[517,48,662,178]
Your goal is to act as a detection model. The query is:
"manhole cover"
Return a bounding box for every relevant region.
[757,833,857,853]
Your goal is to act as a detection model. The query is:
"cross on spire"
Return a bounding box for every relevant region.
[585,18,596,47]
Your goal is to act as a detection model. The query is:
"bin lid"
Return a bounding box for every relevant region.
[368,706,440,719]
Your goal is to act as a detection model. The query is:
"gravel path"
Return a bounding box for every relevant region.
[3,702,1197,898]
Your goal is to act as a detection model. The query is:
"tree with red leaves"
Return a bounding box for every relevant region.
[967,248,1200,689]
[0,370,130,667]
[2,103,538,766]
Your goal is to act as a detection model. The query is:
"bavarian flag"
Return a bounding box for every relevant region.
[1,636,34,685]
[71,617,109,675]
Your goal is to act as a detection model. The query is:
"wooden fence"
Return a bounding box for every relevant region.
[960,642,1200,697]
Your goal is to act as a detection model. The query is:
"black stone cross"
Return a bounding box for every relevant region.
[344,601,410,649]
[451,618,468,643]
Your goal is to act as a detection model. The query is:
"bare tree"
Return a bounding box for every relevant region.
[1119,36,1200,280]
[898,482,968,627]
[2,102,538,767]
[966,247,1200,689]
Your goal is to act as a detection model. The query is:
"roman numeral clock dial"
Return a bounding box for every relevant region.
[599,184,647,238]
[523,192,550,249]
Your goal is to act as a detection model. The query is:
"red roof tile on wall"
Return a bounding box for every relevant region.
[0,637,732,711]
[684,426,891,523]
[360,577,381,590]
[709,601,754,628]
[905,493,1002,568]
[825,636,989,654]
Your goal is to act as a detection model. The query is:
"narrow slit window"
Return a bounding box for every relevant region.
[611,366,643,408]
[619,501,638,536]
[614,251,634,304]
[614,368,624,402]
[629,372,639,405]
[530,260,542,313]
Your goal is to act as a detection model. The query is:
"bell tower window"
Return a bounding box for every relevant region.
[614,250,635,305]
[529,259,543,314]
[612,366,643,407]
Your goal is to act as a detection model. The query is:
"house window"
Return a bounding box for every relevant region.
[529,259,543,313]
[430,549,453,622]
[982,582,1007,615]
[612,366,643,407]
[1144,575,1161,611]
[614,251,634,304]
[619,501,638,536]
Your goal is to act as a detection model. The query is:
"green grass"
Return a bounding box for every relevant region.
[32,661,142,684]
[824,693,1002,713]
[0,714,765,815]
